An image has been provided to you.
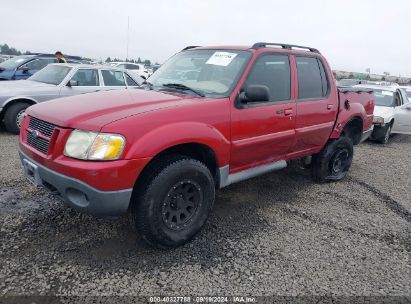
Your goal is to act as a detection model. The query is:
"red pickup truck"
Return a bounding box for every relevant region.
[19,43,374,248]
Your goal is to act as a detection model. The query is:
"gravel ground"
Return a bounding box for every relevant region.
[0,128,410,298]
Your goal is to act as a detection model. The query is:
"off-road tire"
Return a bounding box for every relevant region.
[4,102,30,134]
[311,136,353,183]
[130,155,215,248]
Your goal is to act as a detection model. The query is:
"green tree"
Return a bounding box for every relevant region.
[106,57,111,62]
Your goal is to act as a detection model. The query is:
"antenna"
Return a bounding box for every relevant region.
[126,16,130,60]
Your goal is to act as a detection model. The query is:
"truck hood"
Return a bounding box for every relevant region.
[27,89,191,130]
[374,106,394,121]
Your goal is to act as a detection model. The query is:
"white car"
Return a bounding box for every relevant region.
[109,62,150,79]
[355,85,411,144]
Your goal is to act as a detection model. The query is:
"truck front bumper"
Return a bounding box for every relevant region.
[360,126,374,143]
[19,150,133,216]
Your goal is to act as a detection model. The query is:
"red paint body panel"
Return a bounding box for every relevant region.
[20,45,374,192]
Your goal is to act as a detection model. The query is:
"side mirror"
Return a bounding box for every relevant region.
[67,80,78,87]
[239,85,270,103]
[20,66,29,73]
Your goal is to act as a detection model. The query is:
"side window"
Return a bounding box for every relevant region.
[102,70,126,86]
[116,64,126,69]
[71,69,99,86]
[125,73,138,86]
[296,57,328,99]
[400,89,409,104]
[23,59,50,71]
[245,54,291,102]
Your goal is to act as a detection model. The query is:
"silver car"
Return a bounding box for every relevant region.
[0,63,144,133]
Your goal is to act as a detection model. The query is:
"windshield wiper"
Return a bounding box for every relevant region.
[161,83,205,97]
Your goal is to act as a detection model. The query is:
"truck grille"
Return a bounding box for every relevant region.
[26,116,57,154]
[29,117,56,137]
[27,130,50,154]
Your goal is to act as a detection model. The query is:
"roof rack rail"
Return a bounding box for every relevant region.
[251,42,320,53]
[182,46,200,51]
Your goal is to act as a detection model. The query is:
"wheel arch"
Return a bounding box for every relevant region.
[134,142,220,191]
[341,116,363,145]
[1,97,37,117]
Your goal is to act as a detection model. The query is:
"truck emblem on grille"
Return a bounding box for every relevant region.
[31,130,40,138]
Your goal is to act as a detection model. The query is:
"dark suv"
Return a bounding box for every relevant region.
[0,53,87,80]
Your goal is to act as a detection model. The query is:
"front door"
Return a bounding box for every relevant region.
[230,53,296,172]
[14,58,52,80]
[59,68,101,97]
[392,89,411,134]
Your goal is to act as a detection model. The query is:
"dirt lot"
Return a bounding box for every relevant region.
[0,128,410,297]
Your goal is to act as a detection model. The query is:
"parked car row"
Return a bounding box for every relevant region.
[336,80,411,143]
[0,63,144,133]
[108,62,152,79]
[0,53,89,81]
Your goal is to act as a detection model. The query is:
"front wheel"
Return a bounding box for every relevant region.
[3,102,30,134]
[311,137,354,183]
[379,124,392,144]
[130,156,215,248]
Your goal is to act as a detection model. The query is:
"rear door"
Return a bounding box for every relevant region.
[230,53,296,171]
[392,89,411,134]
[293,56,337,152]
[101,69,127,90]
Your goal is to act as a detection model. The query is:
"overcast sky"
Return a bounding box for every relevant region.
[1,0,410,76]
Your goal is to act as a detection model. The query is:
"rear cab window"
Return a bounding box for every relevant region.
[296,56,329,99]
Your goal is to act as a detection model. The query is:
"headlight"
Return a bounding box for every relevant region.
[373,116,385,124]
[64,130,125,161]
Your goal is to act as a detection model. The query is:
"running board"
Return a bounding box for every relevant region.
[219,160,287,188]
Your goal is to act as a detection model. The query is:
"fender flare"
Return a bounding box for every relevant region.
[124,121,231,167]
[330,102,366,139]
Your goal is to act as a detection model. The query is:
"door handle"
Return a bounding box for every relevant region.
[327,104,333,110]
[284,108,293,116]
[276,108,293,116]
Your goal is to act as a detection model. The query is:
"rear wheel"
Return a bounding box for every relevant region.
[4,102,30,134]
[130,156,215,248]
[311,137,353,182]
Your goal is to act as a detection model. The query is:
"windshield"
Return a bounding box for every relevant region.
[373,89,395,107]
[0,56,30,70]
[147,49,252,97]
[28,65,72,85]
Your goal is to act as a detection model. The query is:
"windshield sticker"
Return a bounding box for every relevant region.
[381,91,393,96]
[206,52,237,66]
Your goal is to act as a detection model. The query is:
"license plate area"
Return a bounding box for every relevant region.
[22,159,43,186]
